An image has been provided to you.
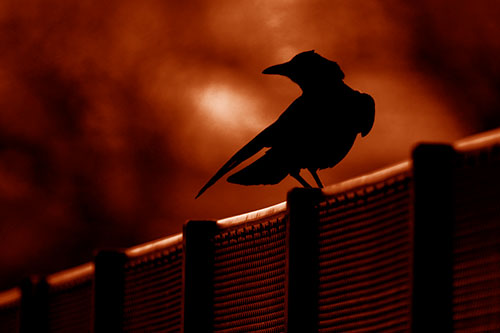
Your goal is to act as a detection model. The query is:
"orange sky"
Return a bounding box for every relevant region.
[1,0,500,288]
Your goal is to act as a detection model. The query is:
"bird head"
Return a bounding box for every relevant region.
[262,50,344,89]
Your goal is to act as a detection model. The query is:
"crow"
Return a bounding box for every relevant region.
[196,50,374,198]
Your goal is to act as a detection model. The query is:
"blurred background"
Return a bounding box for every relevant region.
[1,0,499,289]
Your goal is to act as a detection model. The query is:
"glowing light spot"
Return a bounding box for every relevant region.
[276,45,297,59]
[196,84,263,132]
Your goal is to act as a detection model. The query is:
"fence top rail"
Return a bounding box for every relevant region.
[454,127,500,152]
[46,262,94,287]
[217,201,287,228]
[216,162,410,228]
[125,233,182,258]
[0,287,21,307]
[322,160,411,197]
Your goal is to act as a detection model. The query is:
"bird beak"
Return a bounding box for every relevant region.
[262,62,290,75]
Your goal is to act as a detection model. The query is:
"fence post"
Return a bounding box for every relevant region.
[94,250,127,332]
[20,276,48,333]
[286,187,322,333]
[182,220,217,333]
[412,143,455,332]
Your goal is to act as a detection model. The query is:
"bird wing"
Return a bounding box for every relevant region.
[195,125,274,198]
[224,97,310,186]
[195,97,304,198]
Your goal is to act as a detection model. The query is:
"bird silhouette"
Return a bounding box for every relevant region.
[196,50,374,198]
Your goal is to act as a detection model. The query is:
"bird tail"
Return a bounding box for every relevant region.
[195,128,270,198]
[227,152,288,185]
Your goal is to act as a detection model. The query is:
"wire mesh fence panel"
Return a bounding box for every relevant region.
[122,235,183,332]
[452,131,500,333]
[316,163,412,332]
[45,263,94,333]
[212,204,287,333]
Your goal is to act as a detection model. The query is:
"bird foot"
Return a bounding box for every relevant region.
[308,169,324,188]
[291,173,313,188]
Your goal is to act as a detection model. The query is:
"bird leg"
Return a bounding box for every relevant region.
[308,168,324,188]
[291,172,312,188]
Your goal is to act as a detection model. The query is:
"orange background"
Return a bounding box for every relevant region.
[1,0,500,288]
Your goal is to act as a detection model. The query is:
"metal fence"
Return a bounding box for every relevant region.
[1,128,499,332]
[0,287,21,332]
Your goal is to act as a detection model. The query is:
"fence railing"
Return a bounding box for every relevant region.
[94,234,183,332]
[1,128,499,332]
[452,132,500,332]
[0,287,21,332]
